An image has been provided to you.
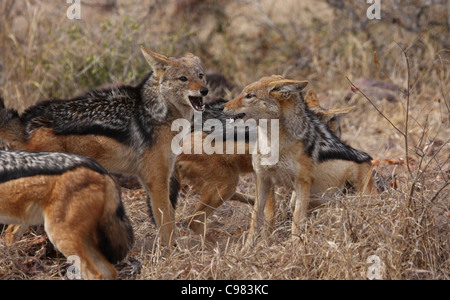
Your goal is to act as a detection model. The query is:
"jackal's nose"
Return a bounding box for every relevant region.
[200,88,209,96]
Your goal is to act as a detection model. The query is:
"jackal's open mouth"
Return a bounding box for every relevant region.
[227,113,246,123]
[189,96,205,111]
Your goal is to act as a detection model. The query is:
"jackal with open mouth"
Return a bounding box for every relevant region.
[0,46,208,246]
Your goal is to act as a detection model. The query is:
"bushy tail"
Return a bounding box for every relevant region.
[0,97,26,149]
[318,138,373,164]
[97,177,134,263]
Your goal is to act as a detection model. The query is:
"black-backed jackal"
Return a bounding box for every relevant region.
[223,76,377,246]
[0,150,134,279]
[175,91,357,235]
[0,47,208,246]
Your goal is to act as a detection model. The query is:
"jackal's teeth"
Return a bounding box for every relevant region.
[189,96,205,112]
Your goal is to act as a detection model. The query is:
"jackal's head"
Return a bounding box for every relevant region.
[140,46,208,114]
[223,75,308,121]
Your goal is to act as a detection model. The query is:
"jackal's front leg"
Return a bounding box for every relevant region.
[245,175,271,250]
[264,186,276,233]
[140,164,175,247]
[292,177,311,237]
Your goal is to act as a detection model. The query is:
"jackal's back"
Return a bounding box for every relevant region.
[0,150,107,184]
[19,73,163,147]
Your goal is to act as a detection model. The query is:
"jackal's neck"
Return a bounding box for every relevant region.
[280,95,313,142]
[140,75,171,124]
[140,74,194,123]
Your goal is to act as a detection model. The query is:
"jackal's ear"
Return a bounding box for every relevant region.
[140,46,171,77]
[184,53,202,65]
[327,106,356,117]
[315,105,356,122]
[269,80,309,97]
[305,90,320,108]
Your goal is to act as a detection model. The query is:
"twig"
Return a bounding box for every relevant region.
[437,53,450,119]
[254,0,289,44]
[338,199,358,243]
[429,181,450,204]
[419,137,450,183]
[414,220,450,240]
[345,76,405,137]
[397,42,414,178]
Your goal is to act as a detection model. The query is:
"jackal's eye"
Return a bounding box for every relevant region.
[179,76,188,82]
[198,73,204,80]
[245,93,255,99]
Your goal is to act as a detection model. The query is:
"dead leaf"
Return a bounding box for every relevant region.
[374,50,381,68]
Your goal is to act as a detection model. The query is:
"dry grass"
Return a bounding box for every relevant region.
[0,0,448,280]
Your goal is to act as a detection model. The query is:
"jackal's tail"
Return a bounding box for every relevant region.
[0,97,26,149]
[97,177,134,263]
[318,137,373,165]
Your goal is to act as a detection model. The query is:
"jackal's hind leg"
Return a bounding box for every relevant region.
[188,181,237,235]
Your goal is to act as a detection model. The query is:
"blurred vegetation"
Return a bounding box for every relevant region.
[1,0,448,103]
